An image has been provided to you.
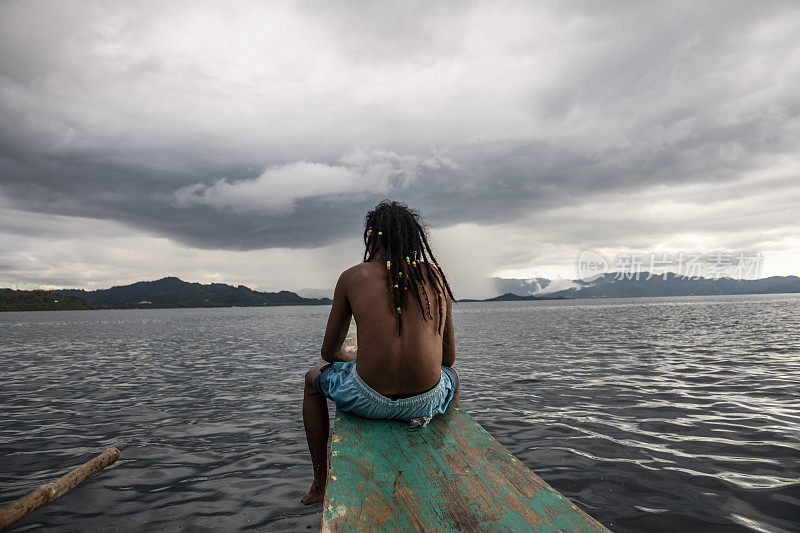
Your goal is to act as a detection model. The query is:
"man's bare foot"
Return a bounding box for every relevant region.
[301,482,326,505]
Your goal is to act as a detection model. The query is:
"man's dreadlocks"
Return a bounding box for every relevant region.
[363,200,455,335]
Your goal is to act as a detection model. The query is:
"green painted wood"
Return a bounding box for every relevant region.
[322,322,609,532]
[343,319,357,357]
[322,404,610,532]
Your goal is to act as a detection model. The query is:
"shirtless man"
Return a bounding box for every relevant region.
[301,200,460,505]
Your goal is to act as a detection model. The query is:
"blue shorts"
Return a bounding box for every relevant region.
[314,361,459,427]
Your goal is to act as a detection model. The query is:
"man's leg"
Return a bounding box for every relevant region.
[302,363,329,505]
[452,367,461,403]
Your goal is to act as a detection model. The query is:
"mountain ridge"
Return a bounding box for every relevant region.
[6,273,799,310]
[57,276,332,309]
[489,273,800,300]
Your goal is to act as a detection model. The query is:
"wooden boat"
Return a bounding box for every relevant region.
[321,324,609,532]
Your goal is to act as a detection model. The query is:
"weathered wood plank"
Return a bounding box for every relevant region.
[324,321,609,532]
[322,405,609,532]
[343,320,357,356]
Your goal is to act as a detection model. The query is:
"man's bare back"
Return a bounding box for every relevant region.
[320,256,456,396]
[302,200,459,505]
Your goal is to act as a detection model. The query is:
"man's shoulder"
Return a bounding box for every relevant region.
[340,261,378,284]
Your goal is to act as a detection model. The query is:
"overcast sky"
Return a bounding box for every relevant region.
[1,0,799,298]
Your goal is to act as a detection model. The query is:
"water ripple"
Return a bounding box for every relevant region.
[1,295,799,531]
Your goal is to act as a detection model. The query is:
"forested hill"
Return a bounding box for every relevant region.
[1,289,94,311]
[57,277,333,309]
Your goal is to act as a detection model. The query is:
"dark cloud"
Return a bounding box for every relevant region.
[1,0,799,290]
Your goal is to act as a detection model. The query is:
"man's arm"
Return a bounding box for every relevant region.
[442,294,455,367]
[321,270,356,363]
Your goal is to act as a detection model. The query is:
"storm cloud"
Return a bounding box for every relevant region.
[1,1,799,295]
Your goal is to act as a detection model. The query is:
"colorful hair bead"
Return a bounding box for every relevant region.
[396,307,401,314]
[438,292,442,297]
[412,261,417,267]
[399,271,403,277]
[386,260,391,269]
[404,286,408,291]
[378,231,383,236]
[406,256,411,264]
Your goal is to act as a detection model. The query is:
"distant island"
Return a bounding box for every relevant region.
[459,293,572,302]
[4,272,799,311]
[0,289,94,311]
[57,277,333,309]
[1,277,332,311]
[489,272,800,300]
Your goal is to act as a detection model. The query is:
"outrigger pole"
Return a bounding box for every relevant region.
[0,447,120,531]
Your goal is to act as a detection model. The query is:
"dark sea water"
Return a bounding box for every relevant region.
[1,294,799,532]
